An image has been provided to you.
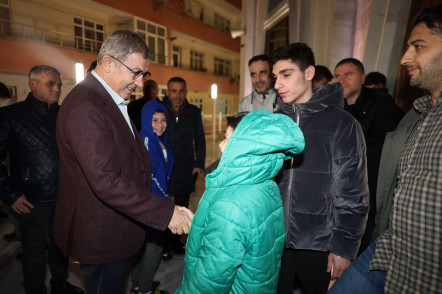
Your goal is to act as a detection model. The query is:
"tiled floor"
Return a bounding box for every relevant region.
[0,135,222,294]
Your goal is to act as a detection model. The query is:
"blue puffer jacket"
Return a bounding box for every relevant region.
[176,110,305,294]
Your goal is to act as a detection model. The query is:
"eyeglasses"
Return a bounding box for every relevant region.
[109,55,151,80]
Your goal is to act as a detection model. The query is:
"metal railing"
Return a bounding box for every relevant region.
[0,19,101,53]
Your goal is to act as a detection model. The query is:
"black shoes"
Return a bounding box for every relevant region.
[3,231,20,242]
[162,247,174,261]
[50,282,84,294]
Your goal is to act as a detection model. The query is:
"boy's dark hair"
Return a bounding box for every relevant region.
[226,112,249,130]
[335,58,365,74]
[364,71,387,87]
[313,65,333,83]
[270,43,315,72]
[248,54,269,67]
[0,82,11,98]
[412,4,442,35]
[167,76,187,89]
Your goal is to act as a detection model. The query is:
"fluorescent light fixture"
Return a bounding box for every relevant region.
[75,62,84,84]
[211,83,218,99]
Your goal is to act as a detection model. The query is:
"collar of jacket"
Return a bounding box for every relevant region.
[278,82,344,117]
[25,92,59,114]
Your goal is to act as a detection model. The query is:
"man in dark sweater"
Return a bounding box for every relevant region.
[334,58,404,253]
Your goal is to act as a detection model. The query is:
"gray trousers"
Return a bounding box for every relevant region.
[131,231,165,293]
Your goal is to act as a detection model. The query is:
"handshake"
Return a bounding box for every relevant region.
[168,205,194,235]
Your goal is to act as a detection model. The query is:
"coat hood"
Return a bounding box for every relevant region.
[206,110,305,188]
[278,82,344,116]
[140,100,170,142]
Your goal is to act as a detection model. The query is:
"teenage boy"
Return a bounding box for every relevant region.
[272,43,369,294]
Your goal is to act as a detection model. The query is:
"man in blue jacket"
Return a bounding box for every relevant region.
[272,43,369,294]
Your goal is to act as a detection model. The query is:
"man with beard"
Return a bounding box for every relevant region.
[239,55,278,112]
[329,4,442,293]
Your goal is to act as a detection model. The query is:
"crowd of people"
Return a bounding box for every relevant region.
[0,3,441,294]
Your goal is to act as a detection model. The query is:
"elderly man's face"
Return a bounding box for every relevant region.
[109,53,150,100]
[29,70,62,105]
[400,22,442,93]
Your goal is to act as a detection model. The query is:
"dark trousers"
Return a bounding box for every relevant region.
[278,249,330,294]
[80,259,128,294]
[173,193,190,208]
[19,202,68,294]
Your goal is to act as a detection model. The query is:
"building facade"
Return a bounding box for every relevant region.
[0,0,241,119]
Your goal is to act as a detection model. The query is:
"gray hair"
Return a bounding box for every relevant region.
[97,30,152,64]
[29,65,61,81]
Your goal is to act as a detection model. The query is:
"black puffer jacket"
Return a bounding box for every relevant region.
[166,99,206,195]
[275,83,369,260]
[0,93,59,205]
[345,88,404,218]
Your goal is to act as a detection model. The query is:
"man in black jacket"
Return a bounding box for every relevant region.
[0,65,83,294]
[165,77,206,208]
[164,77,205,254]
[273,43,369,294]
[334,59,404,254]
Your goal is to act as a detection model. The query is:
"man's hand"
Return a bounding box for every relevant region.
[168,205,192,235]
[178,206,194,220]
[192,168,204,179]
[11,195,34,214]
[327,252,351,283]
[327,253,351,289]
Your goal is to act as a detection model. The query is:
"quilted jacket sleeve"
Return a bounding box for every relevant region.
[330,117,370,260]
[0,107,22,205]
[176,200,249,294]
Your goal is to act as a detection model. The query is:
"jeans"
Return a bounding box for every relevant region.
[19,202,68,294]
[327,242,386,294]
[131,231,165,292]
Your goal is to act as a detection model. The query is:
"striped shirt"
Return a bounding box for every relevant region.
[369,92,442,293]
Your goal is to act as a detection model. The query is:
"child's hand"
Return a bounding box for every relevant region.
[178,206,194,221]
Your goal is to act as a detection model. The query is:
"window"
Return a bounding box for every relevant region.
[190,98,203,111]
[172,46,181,67]
[214,13,230,33]
[217,100,229,115]
[214,57,231,77]
[74,17,104,52]
[190,50,205,72]
[136,19,167,65]
[0,0,10,36]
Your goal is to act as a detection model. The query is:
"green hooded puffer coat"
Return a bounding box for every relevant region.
[175,110,305,294]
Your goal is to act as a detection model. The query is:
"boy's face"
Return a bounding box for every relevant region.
[273,59,314,104]
[152,112,167,137]
[219,126,234,154]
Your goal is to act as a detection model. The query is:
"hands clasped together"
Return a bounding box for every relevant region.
[168,205,194,235]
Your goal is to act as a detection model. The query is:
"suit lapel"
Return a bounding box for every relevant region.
[87,75,149,162]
